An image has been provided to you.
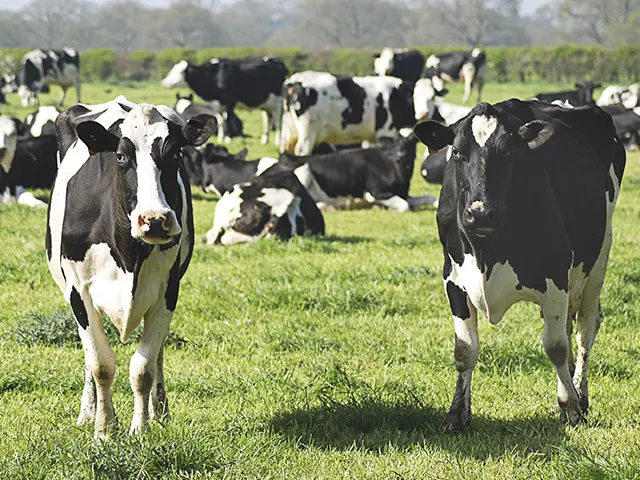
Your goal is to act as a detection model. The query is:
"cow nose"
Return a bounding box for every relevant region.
[463,201,500,235]
[138,212,174,236]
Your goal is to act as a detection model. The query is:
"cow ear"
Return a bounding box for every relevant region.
[413,120,454,151]
[237,148,248,159]
[182,114,217,146]
[76,121,119,153]
[518,120,554,150]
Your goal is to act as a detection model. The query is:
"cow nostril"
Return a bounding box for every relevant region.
[162,214,173,232]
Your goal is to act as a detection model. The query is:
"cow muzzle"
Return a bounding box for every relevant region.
[462,201,501,238]
[133,209,181,243]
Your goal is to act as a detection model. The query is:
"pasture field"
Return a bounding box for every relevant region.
[1,81,639,479]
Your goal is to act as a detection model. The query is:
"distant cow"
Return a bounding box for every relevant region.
[279,131,436,211]
[610,108,640,150]
[281,71,415,155]
[47,96,216,439]
[17,48,80,107]
[161,56,287,145]
[413,78,449,121]
[597,83,640,109]
[23,105,60,137]
[424,49,486,103]
[203,167,325,246]
[414,99,625,432]
[173,93,244,139]
[534,81,600,106]
[374,48,425,83]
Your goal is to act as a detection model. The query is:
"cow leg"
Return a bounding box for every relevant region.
[260,110,270,145]
[129,307,172,435]
[58,86,67,107]
[75,78,81,103]
[72,289,118,439]
[273,100,283,146]
[541,292,584,426]
[461,66,476,103]
[295,127,316,156]
[368,193,411,212]
[149,337,170,421]
[475,72,485,103]
[443,281,478,433]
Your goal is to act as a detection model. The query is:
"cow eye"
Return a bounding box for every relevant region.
[116,153,127,166]
[451,148,463,160]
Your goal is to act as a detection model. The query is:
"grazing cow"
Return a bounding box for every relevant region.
[610,108,640,150]
[279,130,436,211]
[161,56,287,144]
[46,96,216,439]
[597,83,640,109]
[23,105,60,137]
[281,71,415,155]
[202,167,325,246]
[534,81,600,106]
[424,49,486,103]
[17,48,80,107]
[173,93,243,138]
[414,99,625,432]
[421,146,449,185]
[373,48,425,83]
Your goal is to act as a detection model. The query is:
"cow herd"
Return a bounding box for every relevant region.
[0,46,635,440]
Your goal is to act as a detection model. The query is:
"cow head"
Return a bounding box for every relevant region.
[575,81,601,105]
[0,116,19,174]
[1,73,18,94]
[76,104,216,244]
[414,102,553,238]
[161,60,190,88]
[413,78,449,121]
[374,48,395,76]
[17,84,38,107]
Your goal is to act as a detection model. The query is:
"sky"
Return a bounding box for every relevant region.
[0,0,551,14]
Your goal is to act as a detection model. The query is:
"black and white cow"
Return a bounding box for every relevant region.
[610,108,640,150]
[424,49,486,103]
[174,93,244,138]
[161,56,287,144]
[23,105,60,137]
[534,81,601,106]
[373,48,425,83]
[280,71,415,155]
[46,96,216,439]
[414,99,625,432]
[279,131,437,211]
[597,83,640,109]
[17,48,80,107]
[202,167,325,246]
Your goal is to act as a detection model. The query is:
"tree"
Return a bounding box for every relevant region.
[98,1,149,54]
[149,4,222,48]
[557,0,640,44]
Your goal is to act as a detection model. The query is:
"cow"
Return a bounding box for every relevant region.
[424,49,486,103]
[46,96,216,439]
[17,48,80,107]
[421,147,449,185]
[280,71,415,155]
[161,56,287,145]
[534,81,601,106]
[597,83,640,109]
[173,93,243,138]
[373,48,425,83]
[0,115,20,201]
[413,77,449,122]
[23,105,60,137]
[202,167,325,246]
[610,108,640,150]
[279,130,437,211]
[413,99,625,433]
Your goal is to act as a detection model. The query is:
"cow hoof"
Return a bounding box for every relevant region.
[559,407,585,426]
[578,395,589,417]
[441,413,470,434]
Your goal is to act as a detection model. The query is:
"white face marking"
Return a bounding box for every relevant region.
[469,200,484,211]
[471,115,498,147]
[174,98,192,115]
[426,55,440,69]
[471,48,481,58]
[160,60,188,88]
[374,48,394,76]
[413,78,437,120]
[120,104,181,239]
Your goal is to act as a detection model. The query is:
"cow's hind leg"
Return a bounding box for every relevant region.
[443,281,478,433]
[129,307,172,435]
[541,288,584,426]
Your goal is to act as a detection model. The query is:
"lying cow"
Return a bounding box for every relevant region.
[47,96,215,439]
[161,56,287,145]
[534,80,600,106]
[279,130,436,212]
[17,48,81,107]
[597,83,640,109]
[203,167,325,246]
[281,71,415,155]
[373,48,425,83]
[23,105,60,137]
[173,93,244,139]
[414,99,625,432]
[424,49,486,103]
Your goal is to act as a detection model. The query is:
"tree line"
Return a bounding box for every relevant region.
[0,0,638,52]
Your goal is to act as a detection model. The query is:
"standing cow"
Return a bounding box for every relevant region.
[161,56,287,145]
[424,49,486,103]
[280,71,415,155]
[46,96,215,439]
[17,48,81,107]
[373,48,425,83]
[414,99,625,432]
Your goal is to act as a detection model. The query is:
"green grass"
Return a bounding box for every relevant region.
[1,81,639,479]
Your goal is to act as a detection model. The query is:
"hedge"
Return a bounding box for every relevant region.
[2,45,639,84]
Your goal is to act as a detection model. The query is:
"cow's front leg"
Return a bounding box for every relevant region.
[443,281,478,433]
[58,86,67,107]
[129,307,172,435]
[541,291,584,425]
[260,110,270,145]
[77,363,96,426]
[149,338,170,421]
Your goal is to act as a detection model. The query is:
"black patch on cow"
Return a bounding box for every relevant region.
[70,286,89,329]
[375,93,388,131]
[151,137,163,168]
[285,83,318,117]
[336,76,365,129]
[165,256,181,311]
[446,281,470,319]
[389,84,415,130]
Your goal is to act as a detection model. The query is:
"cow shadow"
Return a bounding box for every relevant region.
[314,235,372,245]
[269,398,567,461]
